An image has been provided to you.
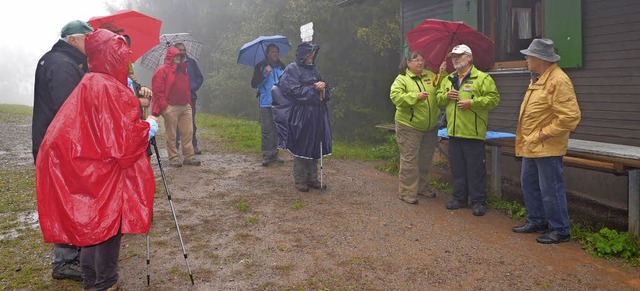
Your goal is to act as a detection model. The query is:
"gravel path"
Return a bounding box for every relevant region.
[4,113,640,290]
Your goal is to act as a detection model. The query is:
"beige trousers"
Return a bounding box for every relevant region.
[162,104,195,161]
[396,122,438,197]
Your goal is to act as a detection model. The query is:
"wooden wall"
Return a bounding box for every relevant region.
[401,0,640,147]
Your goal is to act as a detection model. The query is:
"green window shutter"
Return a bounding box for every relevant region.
[453,0,478,29]
[543,0,582,68]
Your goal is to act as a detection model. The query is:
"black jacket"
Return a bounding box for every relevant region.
[32,40,88,161]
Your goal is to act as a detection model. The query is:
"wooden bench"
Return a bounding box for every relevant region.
[486,138,640,236]
[376,124,640,235]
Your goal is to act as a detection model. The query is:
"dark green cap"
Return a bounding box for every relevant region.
[60,20,94,37]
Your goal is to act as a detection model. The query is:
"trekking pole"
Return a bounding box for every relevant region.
[146,234,150,286]
[319,89,326,193]
[320,141,323,193]
[150,137,195,285]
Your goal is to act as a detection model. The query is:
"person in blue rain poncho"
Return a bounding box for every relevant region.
[272,42,332,192]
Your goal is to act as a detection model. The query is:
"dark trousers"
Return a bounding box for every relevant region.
[176,98,198,150]
[80,231,122,290]
[293,157,318,183]
[260,107,279,162]
[448,137,487,205]
[53,243,80,267]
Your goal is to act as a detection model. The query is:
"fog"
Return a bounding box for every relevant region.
[1,0,400,141]
[0,0,124,106]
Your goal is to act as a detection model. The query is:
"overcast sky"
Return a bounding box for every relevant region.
[0,0,123,106]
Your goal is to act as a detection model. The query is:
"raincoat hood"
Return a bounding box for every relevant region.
[85,29,130,86]
[295,42,320,67]
[164,46,180,65]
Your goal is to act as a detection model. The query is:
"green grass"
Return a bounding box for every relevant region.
[196,113,396,162]
[0,104,32,123]
[234,202,250,212]
[290,202,304,210]
[197,114,261,154]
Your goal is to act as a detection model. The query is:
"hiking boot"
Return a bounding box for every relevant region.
[106,279,124,291]
[261,157,284,167]
[398,195,418,204]
[183,158,202,166]
[52,261,83,282]
[307,180,327,190]
[417,189,436,198]
[169,160,182,168]
[446,200,468,210]
[536,230,570,244]
[295,181,309,192]
[472,202,487,216]
[513,222,549,234]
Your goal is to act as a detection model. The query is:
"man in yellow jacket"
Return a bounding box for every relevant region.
[512,38,581,244]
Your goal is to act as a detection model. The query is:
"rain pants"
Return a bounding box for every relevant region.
[36,29,155,247]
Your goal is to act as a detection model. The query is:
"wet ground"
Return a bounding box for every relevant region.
[3,116,640,290]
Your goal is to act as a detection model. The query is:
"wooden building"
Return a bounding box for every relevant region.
[400,0,640,147]
[395,0,640,232]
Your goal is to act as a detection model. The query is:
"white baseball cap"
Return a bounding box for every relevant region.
[449,44,472,56]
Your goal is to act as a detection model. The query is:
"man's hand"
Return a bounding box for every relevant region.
[538,130,547,141]
[456,99,471,110]
[447,89,459,101]
[314,81,326,91]
[265,65,272,75]
[138,87,152,107]
[439,61,447,72]
[418,92,429,101]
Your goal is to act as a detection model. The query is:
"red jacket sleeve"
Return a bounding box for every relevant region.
[151,66,169,116]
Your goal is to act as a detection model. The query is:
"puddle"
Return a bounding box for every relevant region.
[0,211,39,240]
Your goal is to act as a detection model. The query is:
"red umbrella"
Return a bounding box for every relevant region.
[406,19,495,75]
[88,10,162,62]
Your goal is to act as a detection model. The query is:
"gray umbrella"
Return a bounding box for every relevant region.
[139,33,203,70]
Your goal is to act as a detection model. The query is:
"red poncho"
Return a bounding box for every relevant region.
[36,29,155,247]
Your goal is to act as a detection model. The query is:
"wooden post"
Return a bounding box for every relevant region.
[629,169,640,236]
[490,146,502,198]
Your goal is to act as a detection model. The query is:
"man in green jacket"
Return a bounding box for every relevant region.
[437,44,500,216]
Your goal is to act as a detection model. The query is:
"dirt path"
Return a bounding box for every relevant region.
[4,118,640,290]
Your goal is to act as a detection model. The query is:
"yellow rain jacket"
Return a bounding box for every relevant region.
[515,63,581,158]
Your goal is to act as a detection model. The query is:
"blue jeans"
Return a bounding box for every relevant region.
[521,156,570,235]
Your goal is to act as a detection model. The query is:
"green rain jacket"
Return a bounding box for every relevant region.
[390,69,440,131]
[436,66,500,140]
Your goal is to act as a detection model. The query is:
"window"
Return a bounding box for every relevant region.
[453,0,582,69]
[479,0,542,64]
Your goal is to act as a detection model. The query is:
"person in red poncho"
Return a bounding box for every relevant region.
[36,28,159,291]
[151,46,201,167]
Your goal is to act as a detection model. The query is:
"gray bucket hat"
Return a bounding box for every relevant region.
[520,38,561,62]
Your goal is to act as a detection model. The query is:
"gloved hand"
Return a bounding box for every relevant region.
[145,116,159,141]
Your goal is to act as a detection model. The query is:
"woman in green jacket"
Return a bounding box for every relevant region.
[390,51,441,204]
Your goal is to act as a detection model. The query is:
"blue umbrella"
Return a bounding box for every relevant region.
[237,35,291,67]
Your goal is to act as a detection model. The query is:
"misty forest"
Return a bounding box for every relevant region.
[130,0,401,142]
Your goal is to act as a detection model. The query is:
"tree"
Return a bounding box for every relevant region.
[133,0,401,141]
